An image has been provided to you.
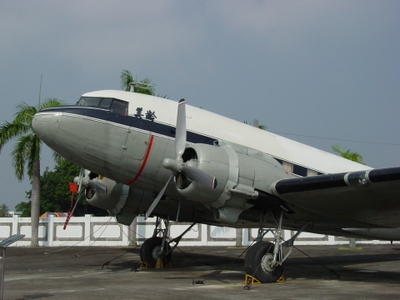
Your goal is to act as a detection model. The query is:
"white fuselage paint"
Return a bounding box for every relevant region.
[82,90,370,175]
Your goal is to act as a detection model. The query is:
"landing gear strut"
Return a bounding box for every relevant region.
[140,216,196,268]
[244,210,308,283]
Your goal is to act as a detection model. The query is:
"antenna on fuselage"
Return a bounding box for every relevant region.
[252,119,259,128]
[129,81,155,93]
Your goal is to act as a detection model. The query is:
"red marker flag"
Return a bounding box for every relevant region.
[69,182,78,193]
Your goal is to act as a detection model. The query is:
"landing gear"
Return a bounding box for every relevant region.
[140,216,196,268]
[244,241,284,283]
[140,237,172,268]
[244,210,308,283]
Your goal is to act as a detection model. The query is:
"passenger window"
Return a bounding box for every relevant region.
[293,165,308,177]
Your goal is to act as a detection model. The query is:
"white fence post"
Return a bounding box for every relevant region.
[11,215,18,236]
[84,215,91,246]
[47,215,54,247]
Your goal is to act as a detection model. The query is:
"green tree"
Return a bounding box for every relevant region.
[0,98,64,246]
[15,201,30,217]
[120,69,155,95]
[40,159,80,213]
[332,145,364,164]
[0,204,10,217]
[120,69,169,98]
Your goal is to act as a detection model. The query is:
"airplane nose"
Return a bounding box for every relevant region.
[32,111,61,147]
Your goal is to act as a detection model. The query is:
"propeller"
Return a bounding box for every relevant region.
[64,168,107,229]
[145,99,217,219]
[74,168,107,195]
[81,175,107,195]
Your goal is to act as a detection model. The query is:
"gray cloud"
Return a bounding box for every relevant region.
[1,0,399,210]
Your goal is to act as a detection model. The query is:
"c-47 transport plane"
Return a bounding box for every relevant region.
[32,89,400,283]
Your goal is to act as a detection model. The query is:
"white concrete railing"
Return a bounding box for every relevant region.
[0,215,396,247]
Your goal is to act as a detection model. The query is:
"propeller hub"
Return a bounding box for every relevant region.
[162,158,181,172]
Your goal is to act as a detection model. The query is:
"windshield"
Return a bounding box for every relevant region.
[76,97,128,116]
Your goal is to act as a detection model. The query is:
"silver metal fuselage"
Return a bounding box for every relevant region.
[33,90,400,239]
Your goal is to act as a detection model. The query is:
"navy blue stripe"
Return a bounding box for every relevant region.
[40,106,216,145]
[368,167,400,183]
[39,106,332,178]
[275,173,347,194]
[275,167,400,195]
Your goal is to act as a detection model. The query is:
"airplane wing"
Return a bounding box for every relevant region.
[271,167,400,227]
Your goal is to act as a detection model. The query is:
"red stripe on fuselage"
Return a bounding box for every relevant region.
[126,134,155,185]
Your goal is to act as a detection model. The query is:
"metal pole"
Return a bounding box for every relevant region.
[129,217,137,246]
[0,234,25,300]
[0,248,5,300]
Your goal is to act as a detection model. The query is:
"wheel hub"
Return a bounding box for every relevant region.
[260,253,276,273]
[151,246,162,260]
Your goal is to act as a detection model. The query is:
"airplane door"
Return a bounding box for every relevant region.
[119,114,151,180]
[99,99,148,180]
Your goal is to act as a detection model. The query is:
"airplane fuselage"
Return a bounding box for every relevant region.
[35,90,368,178]
[33,90,400,239]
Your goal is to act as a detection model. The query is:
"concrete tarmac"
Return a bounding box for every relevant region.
[2,244,400,299]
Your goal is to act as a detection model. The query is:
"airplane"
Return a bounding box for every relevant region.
[32,88,400,283]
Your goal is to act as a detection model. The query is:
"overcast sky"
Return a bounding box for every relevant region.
[1,1,399,210]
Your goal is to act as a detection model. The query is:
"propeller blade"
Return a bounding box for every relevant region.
[180,165,217,189]
[175,99,186,159]
[63,189,85,230]
[145,175,173,219]
[76,168,85,193]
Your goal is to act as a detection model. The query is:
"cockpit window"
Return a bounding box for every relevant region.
[110,99,128,116]
[76,97,128,116]
[77,97,102,107]
[99,98,112,109]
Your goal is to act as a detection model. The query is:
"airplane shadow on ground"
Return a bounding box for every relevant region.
[97,246,400,285]
[284,250,400,284]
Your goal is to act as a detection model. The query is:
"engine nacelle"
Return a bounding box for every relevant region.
[85,177,125,211]
[85,176,154,225]
[175,140,290,216]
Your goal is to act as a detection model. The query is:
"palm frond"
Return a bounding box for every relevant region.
[0,121,30,152]
[331,144,341,155]
[331,144,364,164]
[136,78,155,95]
[11,134,34,181]
[39,98,65,111]
[52,151,62,164]
[121,69,134,91]
[14,102,37,125]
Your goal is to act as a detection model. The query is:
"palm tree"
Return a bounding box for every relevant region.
[0,98,64,246]
[332,145,364,164]
[120,69,155,95]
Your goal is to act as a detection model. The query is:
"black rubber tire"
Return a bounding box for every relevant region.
[244,241,284,283]
[140,237,172,268]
